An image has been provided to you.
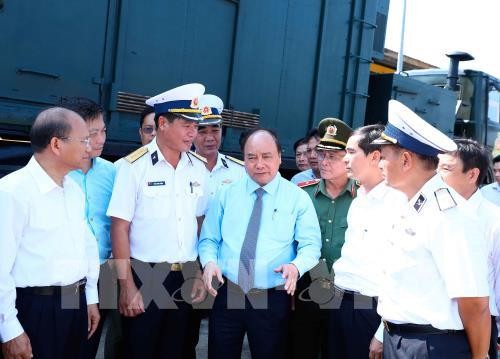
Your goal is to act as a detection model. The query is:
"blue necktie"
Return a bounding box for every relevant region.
[238,187,264,293]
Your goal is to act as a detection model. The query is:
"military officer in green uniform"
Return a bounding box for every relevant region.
[290,118,357,359]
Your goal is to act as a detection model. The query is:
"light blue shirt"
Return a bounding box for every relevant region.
[69,157,116,263]
[290,168,317,185]
[199,173,321,289]
[481,182,500,207]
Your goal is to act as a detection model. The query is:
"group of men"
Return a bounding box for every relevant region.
[0,82,499,359]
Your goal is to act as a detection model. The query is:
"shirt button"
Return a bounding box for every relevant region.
[325,238,329,242]
[90,217,94,222]
[178,218,182,222]
[331,200,334,204]
[328,220,332,223]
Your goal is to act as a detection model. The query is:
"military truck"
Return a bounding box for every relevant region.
[1,0,498,177]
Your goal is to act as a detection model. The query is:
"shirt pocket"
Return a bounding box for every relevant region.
[138,185,171,218]
[272,210,295,242]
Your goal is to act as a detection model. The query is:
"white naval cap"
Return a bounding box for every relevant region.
[198,94,224,126]
[145,83,205,121]
[373,100,457,156]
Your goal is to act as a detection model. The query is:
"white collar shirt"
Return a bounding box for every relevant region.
[0,157,100,343]
[457,189,500,316]
[205,152,245,205]
[333,182,407,297]
[378,174,489,329]
[481,182,500,207]
[106,138,209,263]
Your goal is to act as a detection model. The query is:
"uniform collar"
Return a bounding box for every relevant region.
[315,178,356,198]
[409,174,456,213]
[246,172,281,196]
[148,138,190,168]
[213,152,226,171]
[27,156,61,194]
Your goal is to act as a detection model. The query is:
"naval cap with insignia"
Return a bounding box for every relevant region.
[145,83,205,121]
[316,118,353,151]
[372,100,457,156]
[198,94,224,126]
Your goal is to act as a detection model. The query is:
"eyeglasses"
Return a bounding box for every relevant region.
[59,137,91,147]
[141,126,156,134]
[317,151,345,163]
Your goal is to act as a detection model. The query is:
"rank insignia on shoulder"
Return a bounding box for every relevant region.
[188,151,207,164]
[151,151,159,166]
[224,155,244,166]
[298,179,320,188]
[221,157,228,168]
[413,193,426,213]
[434,188,457,211]
[125,146,148,163]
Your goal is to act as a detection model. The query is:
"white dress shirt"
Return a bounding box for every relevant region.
[0,157,100,343]
[107,138,209,263]
[456,189,500,316]
[333,182,407,298]
[378,175,489,330]
[205,152,245,205]
[481,182,500,207]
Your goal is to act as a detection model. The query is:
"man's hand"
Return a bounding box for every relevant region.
[119,281,145,317]
[274,263,299,295]
[369,336,383,359]
[202,261,224,297]
[191,270,208,303]
[2,332,32,359]
[87,303,101,339]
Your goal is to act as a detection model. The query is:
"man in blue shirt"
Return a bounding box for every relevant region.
[63,97,116,359]
[199,128,321,358]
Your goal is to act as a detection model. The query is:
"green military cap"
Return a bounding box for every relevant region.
[316,117,353,151]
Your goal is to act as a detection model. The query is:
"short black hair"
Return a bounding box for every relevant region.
[493,154,500,164]
[453,138,490,187]
[30,107,74,153]
[240,128,282,154]
[305,128,319,142]
[155,112,184,126]
[293,138,308,152]
[351,124,384,155]
[140,105,155,127]
[59,97,103,122]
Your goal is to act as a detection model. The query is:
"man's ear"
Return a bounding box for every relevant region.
[157,116,168,130]
[401,151,413,172]
[49,137,62,156]
[468,168,480,185]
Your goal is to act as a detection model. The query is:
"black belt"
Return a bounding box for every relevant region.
[383,320,464,335]
[16,278,87,296]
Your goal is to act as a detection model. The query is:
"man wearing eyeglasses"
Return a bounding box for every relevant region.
[138,106,157,146]
[62,98,117,359]
[0,107,100,358]
[290,118,357,358]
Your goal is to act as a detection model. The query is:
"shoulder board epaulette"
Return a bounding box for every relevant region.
[434,188,457,211]
[224,155,244,166]
[125,146,148,163]
[298,179,320,188]
[189,151,208,164]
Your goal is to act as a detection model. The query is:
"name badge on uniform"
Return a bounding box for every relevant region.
[434,188,457,211]
[148,181,166,186]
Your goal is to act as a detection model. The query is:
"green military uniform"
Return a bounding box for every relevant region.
[302,178,357,271]
[289,117,356,359]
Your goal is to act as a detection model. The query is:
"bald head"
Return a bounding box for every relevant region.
[30,107,85,153]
